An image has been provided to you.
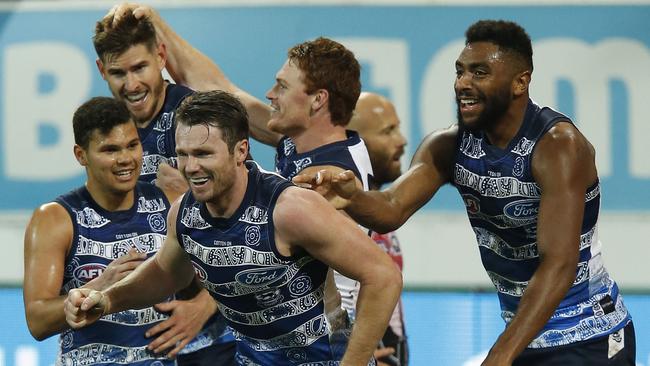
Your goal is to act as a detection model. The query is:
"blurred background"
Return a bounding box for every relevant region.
[0,0,648,365]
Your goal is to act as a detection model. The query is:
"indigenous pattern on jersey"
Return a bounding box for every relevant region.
[56,183,174,366]
[371,231,406,341]
[452,99,631,348]
[138,82,192,185]
[275,131,374,320]
[176,162,353,365]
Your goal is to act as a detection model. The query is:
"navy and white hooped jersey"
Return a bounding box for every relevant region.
[453,99,631,348]
[176,161,349,365]
[55,183,174,366]
[138,82,192,185]
[275,131,373,321]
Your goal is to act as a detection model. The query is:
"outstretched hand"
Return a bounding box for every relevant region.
[64,288,108,329]
[146,289,218,358]
[292,169,359,209]
[84,248,146,291]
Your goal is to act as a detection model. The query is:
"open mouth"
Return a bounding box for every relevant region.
[124,91,148,107]
[189,176,210,187]
[114,169,135,181]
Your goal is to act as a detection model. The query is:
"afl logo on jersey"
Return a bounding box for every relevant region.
[513,156,525,177]
[462,194,481,215]
[191,261,208,282]
[148,213,166,232]
[503,199,539,219]
[73,263,107,282]
[235,266,288,287]
[245,226,261,246]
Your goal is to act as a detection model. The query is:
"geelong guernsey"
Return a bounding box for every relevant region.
[176,162,346,365]
[452,99,631,348]
[138,83,192,185]
[56,183,173,366]
[275,131,374,321]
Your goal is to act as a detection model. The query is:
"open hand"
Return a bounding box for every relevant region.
[146,289,218,358]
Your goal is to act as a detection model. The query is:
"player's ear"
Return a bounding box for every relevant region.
[310,89,328,113]
[156,42,167,71]
[96,58,107,80]
[512,70,531,97]
[234,139,249,165]
[74,144,88,166]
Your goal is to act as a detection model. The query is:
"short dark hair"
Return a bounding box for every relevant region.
[465,20,533,72]
[175,90,250,153]
[93,10,157,62]
[73,97,132,148]
[288,37,361,126]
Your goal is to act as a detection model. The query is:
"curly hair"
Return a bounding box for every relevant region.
[288,37,361,126]
[465,20,533,72]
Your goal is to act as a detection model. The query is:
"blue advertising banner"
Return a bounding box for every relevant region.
[2,289,648,365]
[0,4,648,211]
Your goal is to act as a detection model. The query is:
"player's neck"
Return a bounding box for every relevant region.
[484,97,528,149]
[205,166,249,219]
[85,182,135,212]
[291,122,347,154]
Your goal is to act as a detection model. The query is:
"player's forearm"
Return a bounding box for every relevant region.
[25,296,71,341]
[104,256,190,314]
[346,190,406,234]
[152,13,234,92]
[486,259,575,362]
[342,268,402,365]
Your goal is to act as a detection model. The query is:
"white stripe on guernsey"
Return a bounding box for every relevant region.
[488,262,589,297]
[75,233,165,259]
[476,226,596,260]
[59,343,167,365]
[251,160,288,180]
[347,139,374,191]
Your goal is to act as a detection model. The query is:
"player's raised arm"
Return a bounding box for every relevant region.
[274,186,402,365]
[108,3,281,146]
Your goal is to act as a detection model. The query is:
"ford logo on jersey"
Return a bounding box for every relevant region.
[73,263,107,282]
[503,199,539,220]
[235,266,288,287]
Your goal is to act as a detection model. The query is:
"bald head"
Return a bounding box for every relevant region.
[350,92,406,186]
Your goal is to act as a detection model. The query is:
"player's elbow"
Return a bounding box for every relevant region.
[25,311,52,341]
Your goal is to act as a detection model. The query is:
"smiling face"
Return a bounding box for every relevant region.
[175,123,246,204]
[265,59,314,136]
[98,43,166,127]
[75,122,142,197]
[454,42,516,132]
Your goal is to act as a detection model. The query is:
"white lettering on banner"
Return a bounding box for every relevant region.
[534,38,650,178]
[3,42,90,180]
[421,38,650,179]
[338,38,412,163]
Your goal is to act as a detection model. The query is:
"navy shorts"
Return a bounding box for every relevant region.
[513,321,636,366]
